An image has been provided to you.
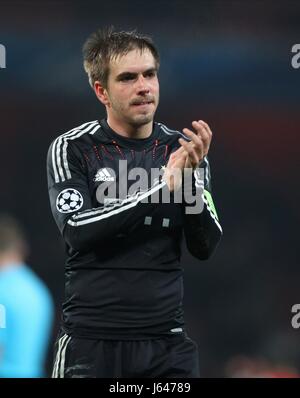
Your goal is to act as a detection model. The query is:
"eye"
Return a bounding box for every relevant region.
[120,75,135,81]
[144,71,156,78]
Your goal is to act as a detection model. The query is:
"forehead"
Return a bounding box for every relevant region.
[109,49,156,76]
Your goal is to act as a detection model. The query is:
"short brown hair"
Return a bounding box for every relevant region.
[83,26,160,89]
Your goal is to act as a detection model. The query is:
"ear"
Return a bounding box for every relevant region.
[94,81,110,106]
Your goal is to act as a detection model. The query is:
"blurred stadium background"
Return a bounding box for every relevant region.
[0,0,299,377]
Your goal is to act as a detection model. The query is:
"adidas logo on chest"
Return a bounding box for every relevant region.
[94,168,115,182]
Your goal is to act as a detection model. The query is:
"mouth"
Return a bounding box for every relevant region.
[131,100,154,107]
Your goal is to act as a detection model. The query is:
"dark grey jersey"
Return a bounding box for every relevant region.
[47,118,222,339]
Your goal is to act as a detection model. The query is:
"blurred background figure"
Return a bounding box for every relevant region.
[0,214,53,378]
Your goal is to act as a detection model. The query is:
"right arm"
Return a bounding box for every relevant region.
[47,140,167,251]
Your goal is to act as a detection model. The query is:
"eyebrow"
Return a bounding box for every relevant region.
[116,67,157,80]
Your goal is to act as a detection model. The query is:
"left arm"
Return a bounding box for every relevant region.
[183,157,222,260]
[178,120,223,260]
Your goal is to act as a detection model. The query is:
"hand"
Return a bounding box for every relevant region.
[163,145,188,192]
[179,120,212,169]
[164,120,213,192]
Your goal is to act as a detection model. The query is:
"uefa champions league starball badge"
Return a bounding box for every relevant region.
[56,188,83,213]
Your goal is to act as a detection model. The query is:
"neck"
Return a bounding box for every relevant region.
[106,115,153,139]
[0,253,23,271]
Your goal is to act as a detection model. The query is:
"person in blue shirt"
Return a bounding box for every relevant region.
[0,214,53,378]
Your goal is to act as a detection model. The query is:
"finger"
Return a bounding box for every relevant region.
[175,145,186,155]
[182,128,206,159]
[173,138,199,164]
[197,121,212,154]
[169,145,185,162]
[192,120,210,141]
[182,129,205,161]
[198,120,213,137]
[191,121,211,155]
[178,138,201,167]
[182,128,203,149]
[169,146,188,170]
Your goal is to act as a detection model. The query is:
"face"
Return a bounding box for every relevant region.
[96,49,159,127]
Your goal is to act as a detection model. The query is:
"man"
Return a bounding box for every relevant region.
[47,27,222,378]
[0,215,53,377]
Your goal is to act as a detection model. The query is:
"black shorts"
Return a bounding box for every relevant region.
[52,331,200,378]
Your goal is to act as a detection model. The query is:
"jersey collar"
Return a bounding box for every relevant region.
[99,118,160,150]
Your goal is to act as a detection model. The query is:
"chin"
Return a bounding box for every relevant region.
[132,113,154,126]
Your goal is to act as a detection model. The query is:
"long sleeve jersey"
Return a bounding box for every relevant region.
[47,118,222,339]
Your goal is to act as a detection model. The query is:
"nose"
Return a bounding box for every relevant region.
[136,75,150,95]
